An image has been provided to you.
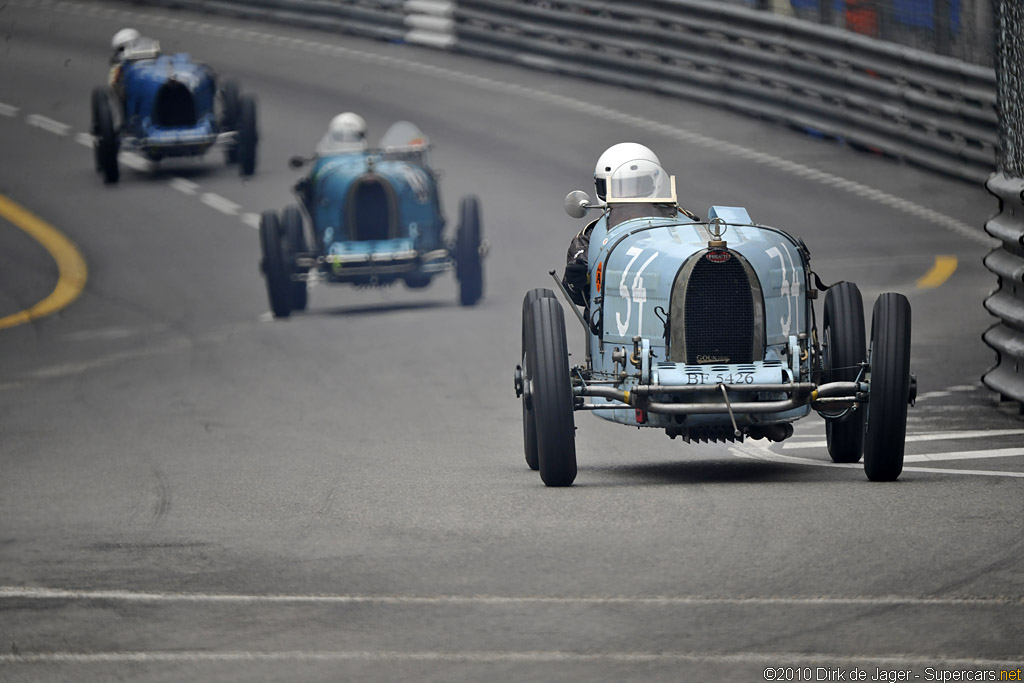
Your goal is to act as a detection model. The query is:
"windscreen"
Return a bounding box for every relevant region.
[379,121,428,151]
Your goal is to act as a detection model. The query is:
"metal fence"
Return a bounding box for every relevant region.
[981,0,1024,409]
[454,0,997,183]
[722,0,996,67]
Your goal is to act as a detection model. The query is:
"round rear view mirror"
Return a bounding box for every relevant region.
[564,190,591,219]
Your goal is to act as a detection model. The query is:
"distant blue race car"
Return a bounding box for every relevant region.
[91,38,258,183]
[515,159,916,486]
[258,121,485,317]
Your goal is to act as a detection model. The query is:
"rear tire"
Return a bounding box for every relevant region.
[527,296,576,486]
[259,211,292,318]
[863,293,912,482]
[822,282,866,463]
[521,288,557,471]
[281,205,308,312]
[91,87,119,184]
[455,196,484,306]
[237,95,258,177]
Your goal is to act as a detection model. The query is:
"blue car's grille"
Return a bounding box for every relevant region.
[682,254,756,365]
[153,81,197,128]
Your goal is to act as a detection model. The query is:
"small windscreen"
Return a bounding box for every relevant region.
[379,121,428,151]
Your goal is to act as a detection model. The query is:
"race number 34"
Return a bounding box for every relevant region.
[616,247,659,337]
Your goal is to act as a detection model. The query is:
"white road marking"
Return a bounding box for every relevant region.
[1,585,1020,606]
[201,192,240,215]
[258,312,274,322]
[118,152,149,172]
[14,0,994,248]
[25,113,70,136]
[0,650,1021,667]
[169,177,199,195]
[240,212,261,229]
[783,429,1024,449]
[914,390,952,400]
[905,448,1024,463]
[74,131,93,147]
[733,443,1024,478]
[0,102,20,117]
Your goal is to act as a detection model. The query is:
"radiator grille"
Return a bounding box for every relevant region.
[683,255,755,364]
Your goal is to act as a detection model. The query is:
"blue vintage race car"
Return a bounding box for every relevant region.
[91,38,258,183]
[515,159,916,486]
[258,122,485,317]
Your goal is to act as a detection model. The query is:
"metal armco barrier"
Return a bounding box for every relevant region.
[132,0,456,48]
[127,0,997,183]
[982,174,1024,410]
[453,0,997,184]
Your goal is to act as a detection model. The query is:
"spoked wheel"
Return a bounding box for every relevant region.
[526,296,576,486]
[259,211,292,318]
[220,78,242,165]
[237,95,258,177]
[863,293,912,481]
[822,281,866,463]
[91,87,119,184]
[455,196,484,306]
[281,205,309,312]
[520,288,557,471]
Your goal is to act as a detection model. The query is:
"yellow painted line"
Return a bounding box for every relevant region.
[0,195,87,329]
[915,255,957,289]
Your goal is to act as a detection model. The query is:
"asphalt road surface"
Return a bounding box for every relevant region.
[1,1,1022,681]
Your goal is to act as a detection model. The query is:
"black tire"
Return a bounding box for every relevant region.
[237,95,258,177]
[281,205,309,312]
[527,296,576,486]
[455,196,484,306]
[259,211,292,318]
[822,281,866,463]
[220,79,242,164]
[863,293,912,482]
[91,87,119,184]
[521,288,557,471]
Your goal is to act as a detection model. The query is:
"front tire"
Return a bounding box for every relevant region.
[455,196,484,306]
[863,293,912,481]
[259,211,292,318]
[822,282,866,463]
[220,78,242,164]
[527,296,576,486]
[521,288,557,471]
[91,87,119,184]
[237,95,258,177]
[281,205,309,312]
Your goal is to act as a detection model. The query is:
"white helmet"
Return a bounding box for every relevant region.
[111,28,140,51]
[317,112,368,155]
[594,142,661,205]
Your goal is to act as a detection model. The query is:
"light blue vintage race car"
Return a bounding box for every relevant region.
[91,38,258,183]
[515,159,916,486]
[258,122,485,317]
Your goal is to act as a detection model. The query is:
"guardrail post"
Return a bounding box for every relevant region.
[982,0,1024,409]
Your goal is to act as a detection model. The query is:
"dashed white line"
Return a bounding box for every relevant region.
[25,113,70,136]
[169,177,199,195]
[200,192,240,215]
[241,212,261,229]
[783,429,1024,449]
[117,152,149,172]
[0,102,19,117]
[74,131,93,147]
